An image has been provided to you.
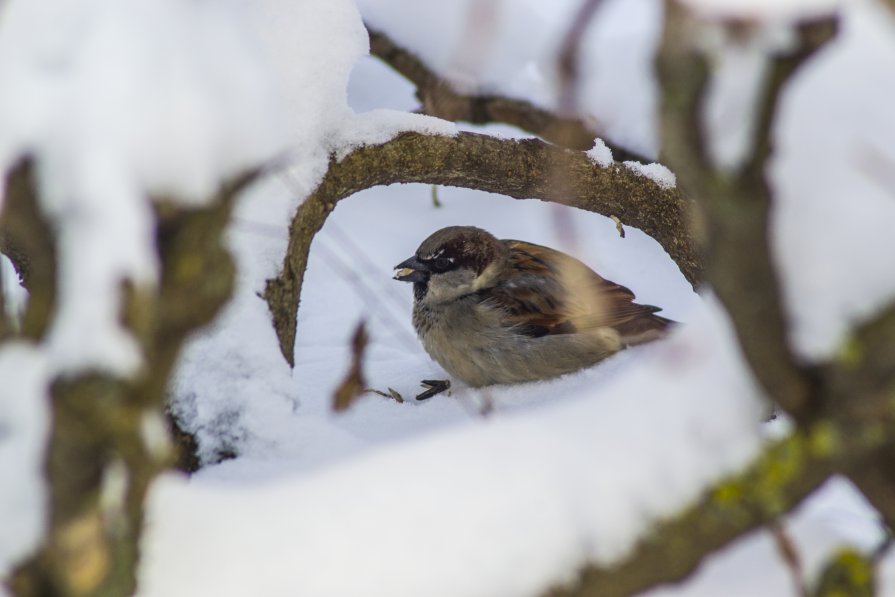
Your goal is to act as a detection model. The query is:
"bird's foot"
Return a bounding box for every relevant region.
[416,379,451,401]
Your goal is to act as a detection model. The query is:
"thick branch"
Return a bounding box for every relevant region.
[657,5,836,420]
[826,301,895,527]
[367,27,650,162]
[0,160,57,339]
[265,131,700,365]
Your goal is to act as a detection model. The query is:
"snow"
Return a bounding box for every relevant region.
[140,299,766,597]
[242,0,368,196]
[0,345,48,575]
[623,160,678,189]
[586,138,614,167]
[334,110,459,161]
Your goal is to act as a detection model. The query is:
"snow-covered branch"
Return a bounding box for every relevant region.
[1,162,258,595]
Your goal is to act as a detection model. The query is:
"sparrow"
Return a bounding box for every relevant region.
[394,226,672,390]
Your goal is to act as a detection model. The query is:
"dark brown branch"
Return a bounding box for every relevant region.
[264,130,700,365]
[825,301,895,527]
[367,26,650,162]
[0,160,57,340]
[657,5,836,421]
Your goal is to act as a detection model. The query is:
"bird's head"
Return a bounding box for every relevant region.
[394,226,507,303]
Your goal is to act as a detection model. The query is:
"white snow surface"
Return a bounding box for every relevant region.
[141,300,766,597]
[586,138,614,167]
[0,345,48,575]
[623,160,677,190]
[772,1,895,360]
[334,109,459,161]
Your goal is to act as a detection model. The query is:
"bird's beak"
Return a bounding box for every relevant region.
[393,256,429,283]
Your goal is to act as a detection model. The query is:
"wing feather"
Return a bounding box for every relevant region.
[479,240,671,342]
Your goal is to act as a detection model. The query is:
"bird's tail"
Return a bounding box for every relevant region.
[615,308,675,347]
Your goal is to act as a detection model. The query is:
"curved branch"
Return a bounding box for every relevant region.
[0,159,57,339]
[367,27,650,162]
[264,130,700,365]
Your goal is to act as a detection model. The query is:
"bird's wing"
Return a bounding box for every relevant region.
[481,239,669,338]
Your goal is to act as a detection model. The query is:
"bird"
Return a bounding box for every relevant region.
[393,225,673,391]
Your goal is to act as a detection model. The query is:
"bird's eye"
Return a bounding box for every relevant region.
[433,257,453,271]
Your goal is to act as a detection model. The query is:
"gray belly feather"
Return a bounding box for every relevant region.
[412,296,619,387]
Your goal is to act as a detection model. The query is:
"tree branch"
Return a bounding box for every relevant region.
[367,27,650,162]
[0,160,57,340]
[6,167,256,597]
[264,130,700,365]
[657,4,836,421]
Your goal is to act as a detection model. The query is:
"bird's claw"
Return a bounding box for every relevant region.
[415,379,451,401]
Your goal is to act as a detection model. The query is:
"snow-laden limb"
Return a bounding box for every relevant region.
[164,0,374,464]
[139,301,765,597]
[265,129,700,366]
[0,345,49,575]
[0,0,288,375]
[0,0,352,590]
